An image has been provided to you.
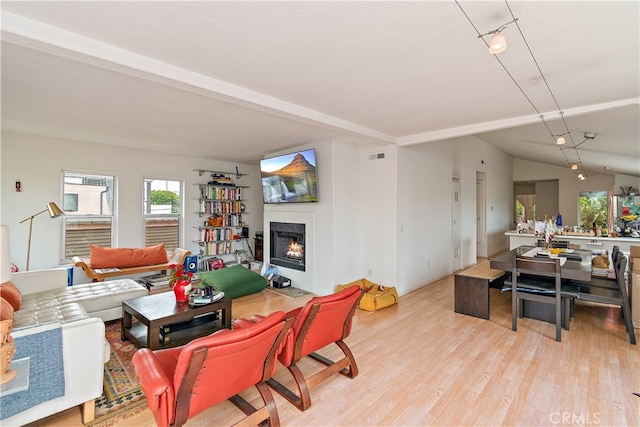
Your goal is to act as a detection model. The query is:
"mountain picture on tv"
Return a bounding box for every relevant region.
[260,149,318,204]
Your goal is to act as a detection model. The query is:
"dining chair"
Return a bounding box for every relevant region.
[132,311,293,427]
[577,254,636,345]
[511,256,578,342]
[537,239,569,249]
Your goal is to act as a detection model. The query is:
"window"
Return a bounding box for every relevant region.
[579,190,608,229]
[144,178,181,250]
[63,172,115,259]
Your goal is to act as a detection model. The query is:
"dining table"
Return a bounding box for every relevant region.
[489,245,593,282]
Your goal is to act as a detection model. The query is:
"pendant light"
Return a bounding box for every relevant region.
[477,18,518,55]
[488,33,507,54]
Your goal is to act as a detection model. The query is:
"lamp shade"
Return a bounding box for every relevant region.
[571,163,578,170]
[488,33,507,54]
[0,226,12,283]
[556,136,566,145]
[46,202,64,218]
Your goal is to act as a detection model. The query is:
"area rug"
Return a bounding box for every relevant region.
[266,286,313,298]
[86,320,147,427]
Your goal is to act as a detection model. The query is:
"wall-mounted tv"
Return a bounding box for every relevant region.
[260,148,318,204]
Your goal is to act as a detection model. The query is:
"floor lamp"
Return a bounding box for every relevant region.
[19,202,64,271]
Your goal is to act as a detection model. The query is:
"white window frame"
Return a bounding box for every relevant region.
[62,170,116,260]
[143,177,183,250]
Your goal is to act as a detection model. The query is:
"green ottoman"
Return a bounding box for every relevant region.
[199,265,267,299]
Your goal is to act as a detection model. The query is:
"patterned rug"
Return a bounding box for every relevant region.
[266,286,313,298]
[86,320,147,426]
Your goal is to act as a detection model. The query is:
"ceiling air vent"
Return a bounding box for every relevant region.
[368,152,385,160]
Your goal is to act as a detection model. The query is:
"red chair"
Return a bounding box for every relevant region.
[267,285,363,410]
[132,311,293,427]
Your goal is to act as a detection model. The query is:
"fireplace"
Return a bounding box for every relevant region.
[270,222,305,271]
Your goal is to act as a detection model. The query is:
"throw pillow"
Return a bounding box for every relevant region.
[0,281,22,311]
[90,243,169,268]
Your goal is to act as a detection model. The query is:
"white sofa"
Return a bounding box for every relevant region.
[2,268,147,426]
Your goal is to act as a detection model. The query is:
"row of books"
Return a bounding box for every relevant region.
[201,212,243,227]
[199,241,235,256]
[200,186,242,200]
[200,227,236,242]
[200,201,244,216]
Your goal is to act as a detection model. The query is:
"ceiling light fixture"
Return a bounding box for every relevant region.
[457,2,598,176]
[477,18,518,54]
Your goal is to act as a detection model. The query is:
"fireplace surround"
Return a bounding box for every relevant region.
[270,222,305,271]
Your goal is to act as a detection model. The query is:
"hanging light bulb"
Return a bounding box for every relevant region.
[488,33,507,54]
[571,163,578,170]
[556,136,566,145]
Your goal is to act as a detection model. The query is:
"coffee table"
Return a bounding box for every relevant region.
[121,291,232,350]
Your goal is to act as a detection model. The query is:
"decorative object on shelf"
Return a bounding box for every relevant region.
[18,202,64,270]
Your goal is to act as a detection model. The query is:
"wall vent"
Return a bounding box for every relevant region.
[368,152,385,160]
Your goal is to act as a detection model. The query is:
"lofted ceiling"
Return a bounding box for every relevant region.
[1,1,639,177]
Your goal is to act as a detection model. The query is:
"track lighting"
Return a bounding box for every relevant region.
[488,33,507,54]
[477,18,518,55]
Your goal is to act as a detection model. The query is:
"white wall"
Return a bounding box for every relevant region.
[395,135,513,295]
[1,131,262,276]
[3,130,515,295]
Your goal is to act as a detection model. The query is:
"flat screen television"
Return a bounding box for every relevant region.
[260,148,318,204]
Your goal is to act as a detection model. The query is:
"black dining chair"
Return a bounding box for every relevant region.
[577,254,636,345]
[511,256,579,342]
[537,239,569,249]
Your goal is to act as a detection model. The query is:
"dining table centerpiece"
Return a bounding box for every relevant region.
[541,218,558,249]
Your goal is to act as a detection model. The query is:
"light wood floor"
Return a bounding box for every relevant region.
[30,272,639,427]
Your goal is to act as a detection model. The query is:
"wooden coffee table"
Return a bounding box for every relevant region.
[121,292,232,350]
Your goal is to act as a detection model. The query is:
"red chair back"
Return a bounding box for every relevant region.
[138,310,289,426]
[281,285,361,365]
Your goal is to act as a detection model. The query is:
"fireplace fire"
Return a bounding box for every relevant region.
[270,222,305,271]
[286,240,304,259]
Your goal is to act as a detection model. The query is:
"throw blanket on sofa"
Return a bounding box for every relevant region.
[0,323,65,420]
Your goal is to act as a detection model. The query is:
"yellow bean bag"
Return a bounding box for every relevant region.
[336,278,398,311]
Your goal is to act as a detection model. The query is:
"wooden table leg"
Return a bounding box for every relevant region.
[121,309,132,341]
[147,322,160,350]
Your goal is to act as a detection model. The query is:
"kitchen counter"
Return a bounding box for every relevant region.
[505,231,640,253]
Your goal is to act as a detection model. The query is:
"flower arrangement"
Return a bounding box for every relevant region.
[168,263,193,286]
[543,218,558,247]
